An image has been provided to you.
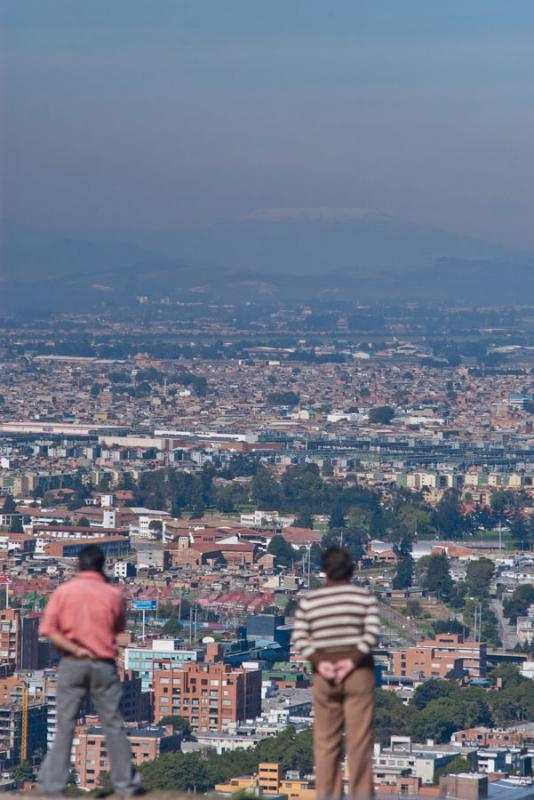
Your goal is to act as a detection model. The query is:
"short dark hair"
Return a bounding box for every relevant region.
[78,544,105,573]
[321,547,354,581]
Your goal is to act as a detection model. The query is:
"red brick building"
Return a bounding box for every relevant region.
[153,660,261,733]
[391,634,486,680]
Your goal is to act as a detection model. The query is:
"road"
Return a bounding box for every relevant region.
[378,601,420,646]
[491,598,518,650]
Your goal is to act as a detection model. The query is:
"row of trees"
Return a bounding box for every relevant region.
[392,550,500,646]
[140,726,313,792]
[139,666,534,791]
[377,665,534,744]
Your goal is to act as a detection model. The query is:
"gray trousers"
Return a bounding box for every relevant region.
[39,657,139,796]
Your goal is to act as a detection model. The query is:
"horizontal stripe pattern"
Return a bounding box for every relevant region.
[291,584,380,660]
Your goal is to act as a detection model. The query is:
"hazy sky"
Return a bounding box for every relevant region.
[2,0,534,248]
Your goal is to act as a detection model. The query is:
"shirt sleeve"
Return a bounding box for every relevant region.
[39,589,62,638]
[291,599,316,660]
[114,592,127,634]
[357,593,381,656]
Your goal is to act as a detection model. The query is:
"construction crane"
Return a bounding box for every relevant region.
[20,683,29,762]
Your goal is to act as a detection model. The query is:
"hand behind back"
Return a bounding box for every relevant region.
[317,658,356,684]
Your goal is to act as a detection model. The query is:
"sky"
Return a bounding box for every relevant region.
[2,0,534,249]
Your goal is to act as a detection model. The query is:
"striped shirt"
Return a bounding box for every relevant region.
[291,583,381,662]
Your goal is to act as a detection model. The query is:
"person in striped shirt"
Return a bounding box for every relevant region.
[292,547,380,800]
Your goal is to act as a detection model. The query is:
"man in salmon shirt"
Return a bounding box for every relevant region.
[38,544,142,797]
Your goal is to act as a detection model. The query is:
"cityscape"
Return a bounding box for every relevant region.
[4,1,534,799]
[2,302,534,797]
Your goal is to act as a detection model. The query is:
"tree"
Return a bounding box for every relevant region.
[149,519,163,539]
[9,516,23,533]
[2,495,16,514]
[406,599,422,618]
[433,489,465,539]
[322,459,334,477]
[490,678,534,725]
[374,689,409,743]
[78,517,91,527]
[293,513,313,529]
[418,553,453,600]
[434,756,472,782]
[411,680,456,710]
[68,493,84,511]
[368,406,395,425]
[411,690,491,743]
[161,616,182,637]
[250,467,281,510]
[465,558,494,600]
[281,464,326,515]
[488,663,523,689]
[503,584,534,624]
[267,535,295,568]
[511,518,530,550]
[159,714,193,740]
[328,509,346,529]
[11,762,34,786]
[448,580,468,610]
[490,489,513,520]
[392,555,414,590]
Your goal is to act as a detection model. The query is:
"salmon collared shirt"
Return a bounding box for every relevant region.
[39,571,126,660]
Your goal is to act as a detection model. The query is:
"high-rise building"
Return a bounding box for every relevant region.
[0,701,48,764]
[153,661,261,734]
[0,609,39,670]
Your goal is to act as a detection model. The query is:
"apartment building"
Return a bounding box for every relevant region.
[153,660,261,733]
[0,701,48,764]
[0,609,39,670]
[73,725,180,790]
[125,639,201,691]
[391,634,486,680]
[215,762,316,800]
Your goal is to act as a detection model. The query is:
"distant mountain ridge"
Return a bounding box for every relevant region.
[1,211,533,312]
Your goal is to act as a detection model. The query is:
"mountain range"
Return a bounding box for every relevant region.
[1,210,532,313]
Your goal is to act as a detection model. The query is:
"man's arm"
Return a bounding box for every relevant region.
[39,588,94,658]
[357,594,381,658]
[291,601,316,661]
[46,632,94,659]
[334,593,381,684]
[114,593,127,634]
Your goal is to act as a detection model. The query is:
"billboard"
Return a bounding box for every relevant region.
[132,599,158,611]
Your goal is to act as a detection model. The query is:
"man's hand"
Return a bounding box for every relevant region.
[74,646,94,659]
[317,660,336,680]
[47,632,95,658]
[334,658,355,684]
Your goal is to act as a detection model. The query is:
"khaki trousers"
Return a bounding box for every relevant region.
[313,658,375,800]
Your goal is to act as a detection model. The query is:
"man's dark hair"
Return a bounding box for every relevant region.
[321,547,354,581]
[78,544,105,573]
